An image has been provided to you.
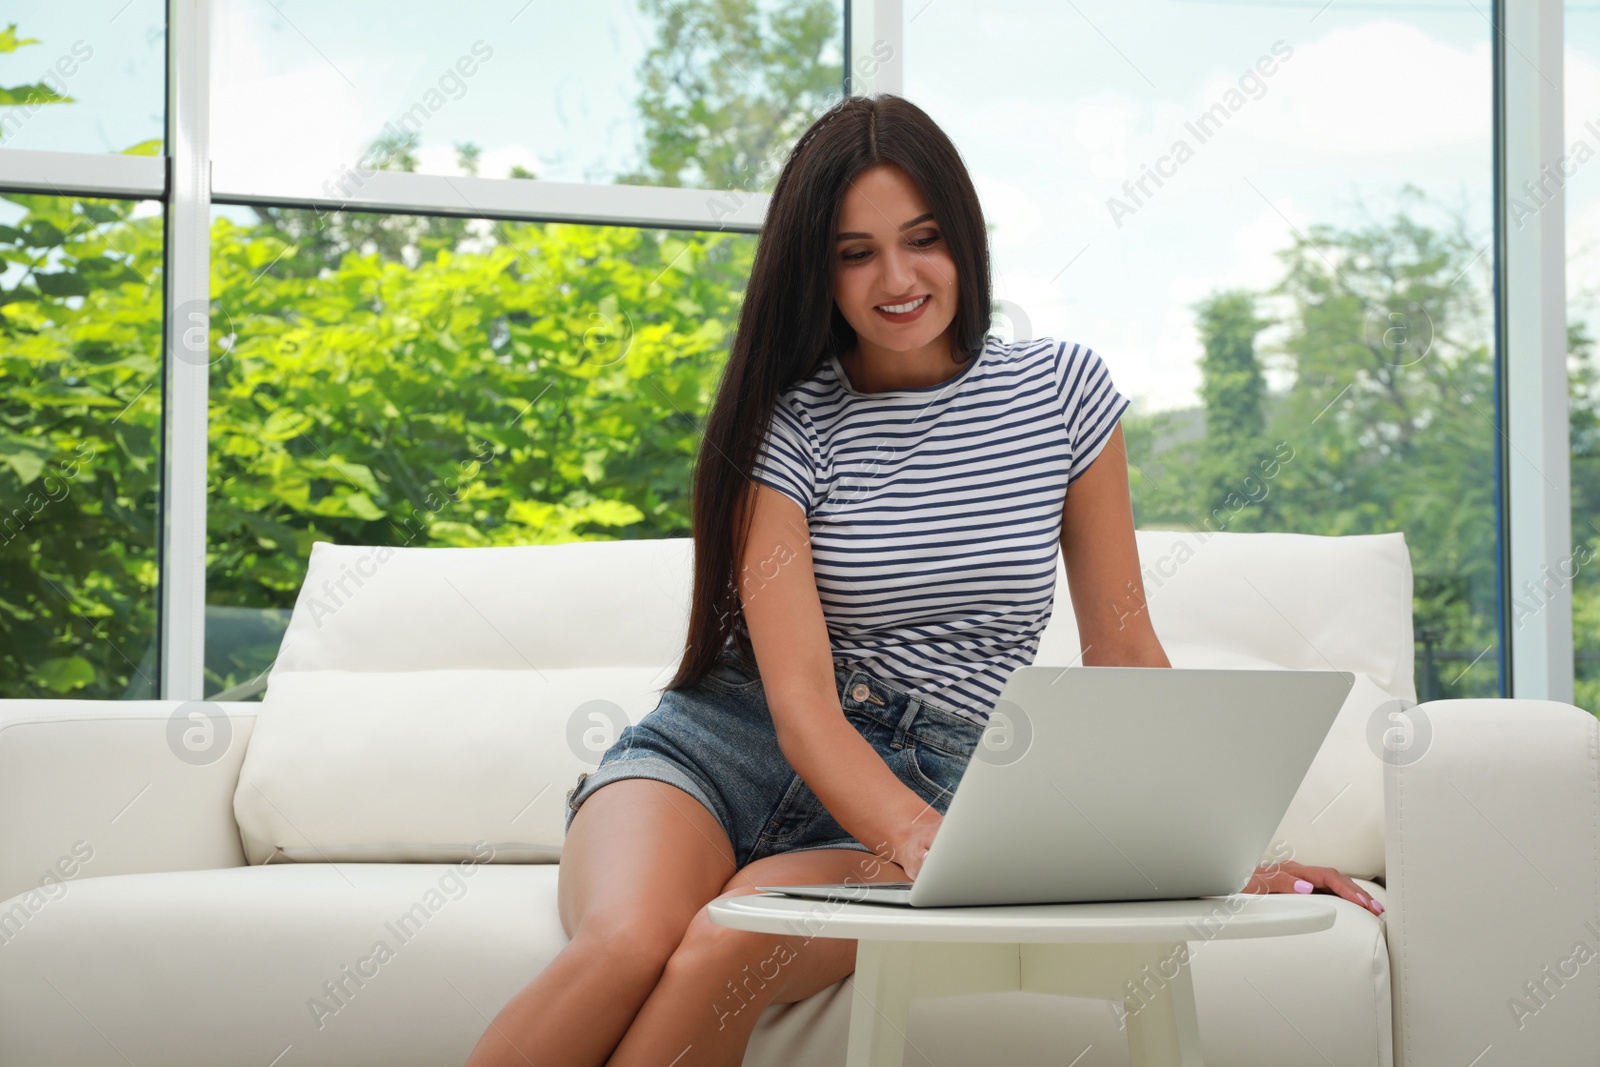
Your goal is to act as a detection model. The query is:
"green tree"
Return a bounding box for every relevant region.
[619,0,844,191]
[1124,187,1506,699]
[1191,289,1272,529]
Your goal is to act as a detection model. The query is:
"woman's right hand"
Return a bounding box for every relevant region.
[886,807,943,881]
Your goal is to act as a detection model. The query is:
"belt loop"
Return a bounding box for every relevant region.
[733,627,757,668]
[894,696,922,749]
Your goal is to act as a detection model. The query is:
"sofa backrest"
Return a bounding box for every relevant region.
[270,538,701,675]
[233,531,1414,879]
[1040,528,1416,702]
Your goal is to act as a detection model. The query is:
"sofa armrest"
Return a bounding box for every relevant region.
[0,700,255,904]
[1385,698,1600,1066]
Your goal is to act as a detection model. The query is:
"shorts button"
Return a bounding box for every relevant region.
[851,683,870,701]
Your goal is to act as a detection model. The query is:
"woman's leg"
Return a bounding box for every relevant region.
[604,846,911,1067]
[463,777,738,1067]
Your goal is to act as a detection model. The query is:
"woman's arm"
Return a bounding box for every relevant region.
[1060,423,1171,669]
[736,481,934,872]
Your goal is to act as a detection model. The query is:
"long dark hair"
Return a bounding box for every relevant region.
[663,93,993,694]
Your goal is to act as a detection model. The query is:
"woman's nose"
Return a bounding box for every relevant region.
[878,246,917,294]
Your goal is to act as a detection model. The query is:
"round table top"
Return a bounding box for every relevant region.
[707,892,1339,944]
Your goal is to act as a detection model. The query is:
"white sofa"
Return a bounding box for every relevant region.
[1,530,1596,1066]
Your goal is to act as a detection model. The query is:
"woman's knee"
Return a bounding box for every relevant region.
[565,918,684,988]
[659,890,769,976]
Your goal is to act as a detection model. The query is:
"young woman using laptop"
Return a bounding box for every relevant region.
[465,93,1380,1067]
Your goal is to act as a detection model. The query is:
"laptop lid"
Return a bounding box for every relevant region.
[907,665,1354,907]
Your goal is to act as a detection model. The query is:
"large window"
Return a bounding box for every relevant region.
[907,2,1504,702]
[0,1,1587,711]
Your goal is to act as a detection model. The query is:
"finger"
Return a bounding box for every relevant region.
[1245,855,1307,890]
[1330,870,1384,914]
[1242,858,1300,893]
[1248,865,1318,895]
[1300,866,1384,914]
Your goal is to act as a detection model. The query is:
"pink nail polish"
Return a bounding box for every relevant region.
[1294,879,1314,893]
[1373,901,1385,914]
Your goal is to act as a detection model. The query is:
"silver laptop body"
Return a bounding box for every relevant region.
[757,665,1354,908]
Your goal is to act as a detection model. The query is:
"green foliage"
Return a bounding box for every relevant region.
[1190,289,1272,525]
[0,24,72,107]
[0,187,755,697]
[621,0,844,190]
[0,25,41,54]
[0,195,163,697]
[205,215,753,616]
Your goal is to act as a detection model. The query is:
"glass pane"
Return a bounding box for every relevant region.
[211,0,845,192]
[1567,2,1600,717]
[203,204,755,697]
[908,2,1499,698]
[0,7,165,156]
[0,193,163,699]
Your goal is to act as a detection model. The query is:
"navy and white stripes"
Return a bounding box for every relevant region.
[742,334,1131,726]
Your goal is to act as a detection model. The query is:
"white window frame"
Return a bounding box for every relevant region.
[1497,0,1575,703]
[0,0,1576,703]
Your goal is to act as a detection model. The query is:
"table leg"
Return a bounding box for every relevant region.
[1021,941,1204,1067]
[845,941,1023,1067]
[843,940,1202,1066]
[845,940,915,1067]
[1121,945,1202,1067]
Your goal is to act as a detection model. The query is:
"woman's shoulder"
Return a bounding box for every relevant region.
[984,334,1089,371]
[990,335,1115,375]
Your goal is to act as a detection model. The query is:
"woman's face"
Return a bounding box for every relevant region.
[832,163,959,358]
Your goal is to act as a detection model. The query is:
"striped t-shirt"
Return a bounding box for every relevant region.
[740,334,1132,726]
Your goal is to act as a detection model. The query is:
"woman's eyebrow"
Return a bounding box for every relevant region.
[835,212,937,241]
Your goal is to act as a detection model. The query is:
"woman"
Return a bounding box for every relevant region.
[465,93,1380,1067]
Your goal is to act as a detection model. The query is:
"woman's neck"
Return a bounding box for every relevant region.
[840,333,964,393]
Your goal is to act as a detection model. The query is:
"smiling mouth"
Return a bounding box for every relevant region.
[875,295,929,314]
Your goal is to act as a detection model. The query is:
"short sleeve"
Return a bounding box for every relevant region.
[1055,341,1132,484]
[750,397,817,515]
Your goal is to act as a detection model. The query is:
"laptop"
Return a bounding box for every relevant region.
[756,665,1353,908]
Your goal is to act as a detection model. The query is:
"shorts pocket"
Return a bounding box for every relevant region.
[906,741,972,812]
[699,654,764,694]
[759,771,840,843]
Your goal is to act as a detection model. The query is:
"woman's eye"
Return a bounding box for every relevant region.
[912,233,941,248]
[842,249,869,262]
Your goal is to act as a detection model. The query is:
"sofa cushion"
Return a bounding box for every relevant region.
[234,539,699,864]
[234,667,665,864]
[0,865,1389,1067]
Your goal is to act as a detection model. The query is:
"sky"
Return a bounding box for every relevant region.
[3,0,1600,413]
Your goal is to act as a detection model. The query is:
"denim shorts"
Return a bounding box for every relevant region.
[563,633,987,869]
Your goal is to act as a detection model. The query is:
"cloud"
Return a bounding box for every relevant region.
[1074,97,1139,180]
[1232,22,1488,155]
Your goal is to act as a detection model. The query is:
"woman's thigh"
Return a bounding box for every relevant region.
[692,846,914,1006]
[557,777,738,951]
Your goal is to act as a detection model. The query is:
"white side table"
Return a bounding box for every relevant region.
[708,892,1336,1067]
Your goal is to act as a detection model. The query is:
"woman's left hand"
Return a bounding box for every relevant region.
[1242,858,1384,916]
